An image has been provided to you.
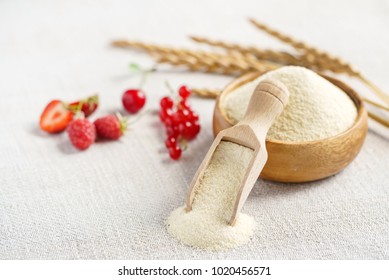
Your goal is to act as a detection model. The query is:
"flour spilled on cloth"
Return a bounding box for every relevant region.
[166,141,255,250]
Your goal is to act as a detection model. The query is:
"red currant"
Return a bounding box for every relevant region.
[122,89,146,114]
[164,116,173,127]
[160,96,174,110]
[159,108,173,124]
[179,121,192,140]
[191,121,201,136]
[159,110,166,123]
[189,111,199,122]
[178,86,191,99]
[158,83,201,161]
[168,145,182,160]
[166,125,179,138]
[180,109,191,121]
[165,137,177,149]
[172,111,183,126]
[179,99,191,110]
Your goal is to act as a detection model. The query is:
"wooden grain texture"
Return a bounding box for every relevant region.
[186,80,289,225]
[213,72,368,183]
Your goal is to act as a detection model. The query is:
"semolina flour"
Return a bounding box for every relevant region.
[223,66,357,142]
[166,66,357,251]
[166,141,255,250]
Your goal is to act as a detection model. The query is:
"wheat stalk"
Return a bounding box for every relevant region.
[190,36,305,66]
[190,88,220,99]
[249,19,389,107]
[153,51,276,74]
[249,19,360,76]
[189,35,345,74]
[112,40,279,75]
[362,97,389,112]
[356,75,389,108]
[367,112,389,128]
[112,21,389,120]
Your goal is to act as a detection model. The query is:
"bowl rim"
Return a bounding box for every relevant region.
[217,71,367,146]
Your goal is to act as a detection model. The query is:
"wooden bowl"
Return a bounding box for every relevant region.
[213,72,368,183]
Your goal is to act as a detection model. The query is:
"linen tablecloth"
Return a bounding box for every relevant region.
[0,0,388,259]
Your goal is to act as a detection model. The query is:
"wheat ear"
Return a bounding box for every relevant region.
[249,19,360,75]
[190,36,305,66]
[249,19,389,107]
[112,40,279,75]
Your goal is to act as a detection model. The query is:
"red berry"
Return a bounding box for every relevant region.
[189,111,199,122]
[166,125,179,138]
[164,116,173,127]
[168,145,182,160]
[178,86,191,99]
[94,114,126,140]
[40,100,73,133]
[179,99,191,110]
[67,118,96,150]
[180,121,201,140]
[68,94,99,117]
[159,108,173,124]
[179,109,191,121]
[171,109,189,126]
[191,122,201,138]
[178,121,192,140]
[165,137,177,149]
[122,89,146,114]
[160,96,174,110]
[171,111,183,126]
[158,82,200,160]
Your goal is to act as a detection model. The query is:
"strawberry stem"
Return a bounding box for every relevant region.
[115,112,128,134]
[74,110,85,119]
[76,100,84,112]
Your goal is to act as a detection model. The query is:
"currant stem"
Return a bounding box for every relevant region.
[127,109,150,125]
[137,64,158,89]
[180,138,188,151]
[164,80,176,96]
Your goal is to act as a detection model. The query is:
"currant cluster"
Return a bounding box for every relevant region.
[159,86,201,160]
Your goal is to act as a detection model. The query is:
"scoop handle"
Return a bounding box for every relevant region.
[238,79,289,134]
[229,79,289,225]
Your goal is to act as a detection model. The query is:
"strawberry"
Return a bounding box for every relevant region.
[68,94,99,117]
[67,118,96,150]
[94,114,127,140]
[40,100,73,133]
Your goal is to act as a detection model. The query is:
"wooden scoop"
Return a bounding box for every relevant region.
[185,79,289,225]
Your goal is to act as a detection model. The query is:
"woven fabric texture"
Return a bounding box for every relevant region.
[0,0,388,259]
